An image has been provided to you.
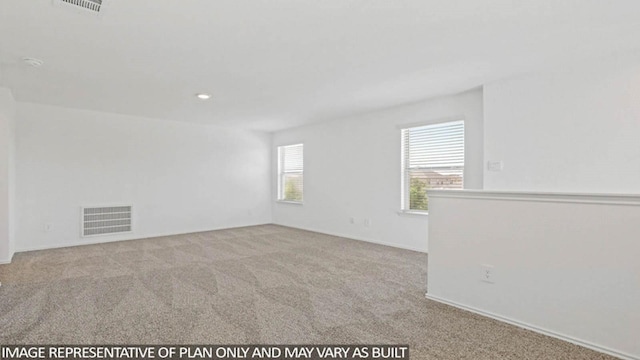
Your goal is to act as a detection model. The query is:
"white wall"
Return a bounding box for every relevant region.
[16,103,272,251]
[484,56,640,192]
[0,87,16,263]
[427,190,640,360]
[426,56,640,359]
[272,89,483,252]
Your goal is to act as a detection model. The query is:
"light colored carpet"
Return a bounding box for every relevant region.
[0,225,613,359]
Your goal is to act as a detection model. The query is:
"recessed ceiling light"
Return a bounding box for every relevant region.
[22,57,44,68]
[196,93,211,100]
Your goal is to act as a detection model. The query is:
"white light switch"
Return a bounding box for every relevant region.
[487,161,503,172]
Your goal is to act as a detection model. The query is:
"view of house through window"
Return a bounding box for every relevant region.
[278,143,304,202]
[401,120,464,211]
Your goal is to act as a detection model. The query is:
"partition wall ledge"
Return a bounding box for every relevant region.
[427,189,640,206]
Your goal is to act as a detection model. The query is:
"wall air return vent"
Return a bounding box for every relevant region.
[82,205,132,237]
[53,0,104,14]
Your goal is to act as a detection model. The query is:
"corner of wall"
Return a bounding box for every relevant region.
[0,87,17,263]
[268,131,276,224]
[8,93,17,260]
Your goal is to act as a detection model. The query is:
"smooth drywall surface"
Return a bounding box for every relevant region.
[0,87,16,263]
[16,103,272,251]
[427,190,640,359]
[272,89,483,252]
[484,57,640,192]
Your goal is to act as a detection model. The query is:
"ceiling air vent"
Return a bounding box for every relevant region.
[53,0,103,14]
[82,205,133,237]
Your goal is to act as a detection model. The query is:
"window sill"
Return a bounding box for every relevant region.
[397,210,428,217]
[276,200,304,205]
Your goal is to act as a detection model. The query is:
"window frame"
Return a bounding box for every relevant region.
[277,143,304,204]
[400,118,465,214]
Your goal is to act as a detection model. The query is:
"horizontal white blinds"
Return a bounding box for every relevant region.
[278,144,304,202]
[402,120,464,211]
[281,144,303,172]
[404,120,464,169]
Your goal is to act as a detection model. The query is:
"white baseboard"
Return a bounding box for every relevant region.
[0,252,14,264]
[15,222,426,255]
[275,223,427,253]
[15,222,272,254]
[425,293,638,360]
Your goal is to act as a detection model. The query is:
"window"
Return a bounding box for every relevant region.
[401,120,464,212]
[277,143,304,202]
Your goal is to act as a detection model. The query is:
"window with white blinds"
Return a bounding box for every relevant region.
[401,120,464,211]
[278,143,304,202]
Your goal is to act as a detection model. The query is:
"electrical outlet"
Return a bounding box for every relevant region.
[480,264,495,283]
[364,218,371,227]
[44,223,54,232]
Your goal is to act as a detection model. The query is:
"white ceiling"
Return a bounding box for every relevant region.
[1,0,640,131]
